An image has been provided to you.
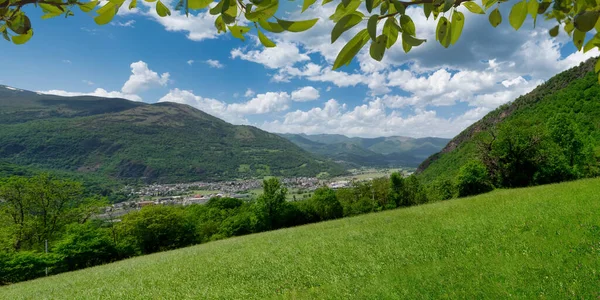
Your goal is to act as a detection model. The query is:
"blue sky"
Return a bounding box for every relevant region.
[1,0,597,138]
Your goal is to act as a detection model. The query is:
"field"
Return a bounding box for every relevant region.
[2,178,600,299]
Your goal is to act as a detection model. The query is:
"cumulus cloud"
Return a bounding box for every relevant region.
[244,88,255,97]
[112,20,136,27]
[291,86,320,102]
[231,41,310,69]
[228,92,291,115]
[205,59,224,68]
[121,61,170,94]
[39,88,142,102]
[260,99,491,138]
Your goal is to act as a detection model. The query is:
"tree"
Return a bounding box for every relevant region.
[389,172,408,207]
[455,160,494,197]
[4,0,600,77]
[254,177,288,230]
[117,205,195,254]
[0,174,103,251]
[309,187,343,221]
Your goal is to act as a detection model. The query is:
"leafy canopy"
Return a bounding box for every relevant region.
[2,0,600,75]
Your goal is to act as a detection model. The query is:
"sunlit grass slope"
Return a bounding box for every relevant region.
[2,178,600,299]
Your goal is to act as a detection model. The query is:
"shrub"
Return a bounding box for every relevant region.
[456,160,494,197]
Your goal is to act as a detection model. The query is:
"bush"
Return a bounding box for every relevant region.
[309,187,343,221]
[456,160,494,197]
[52,222,119,272]
[0,251,61,285]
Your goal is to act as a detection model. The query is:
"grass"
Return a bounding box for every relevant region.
[3,178,600,299]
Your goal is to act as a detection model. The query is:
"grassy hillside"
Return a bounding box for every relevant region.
[3,178,599,299]
[280,133,449,168]
[417,58,600,183]
[0,86,345,183]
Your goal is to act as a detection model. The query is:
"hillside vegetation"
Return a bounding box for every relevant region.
[417,58,600,185]
[2,178,599,299]
[281,133,449,168]
[0,86,345,183]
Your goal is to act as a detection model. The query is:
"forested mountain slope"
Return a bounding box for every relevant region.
[417,58,600,184]
[0,86,345,183]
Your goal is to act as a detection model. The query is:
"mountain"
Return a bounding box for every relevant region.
[0,86,345,183]
[417,58,600,183]
[279,133,449,168]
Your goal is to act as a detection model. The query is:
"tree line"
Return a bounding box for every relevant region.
[0,172,430,284]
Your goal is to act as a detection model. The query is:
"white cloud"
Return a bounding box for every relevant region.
[147,9,220,41]
[121,61,170,94]
[244,88,255,97]
[112,20,136,27]
[260,99,491,138]
[187,60,194,65]
[158,88,241,123]
[205,59,224,68]
[231,41,310,69]
[62,60,72,64]
[291,86,320,102]
[228,92,291,115]
[39,88,142,102]
[82,80,94,86]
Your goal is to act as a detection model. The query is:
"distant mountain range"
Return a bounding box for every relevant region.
[0,86,345,183]
[279,133,449,168]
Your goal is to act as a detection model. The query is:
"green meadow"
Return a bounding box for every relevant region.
[2,178,599,299]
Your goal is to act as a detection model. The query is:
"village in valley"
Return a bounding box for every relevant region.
[100,168,413,220]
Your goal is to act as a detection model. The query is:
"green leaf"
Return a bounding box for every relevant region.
[7,14,31,35]
[484,0,497,10]
[380,0,388,15]
[400,15,415,36]
[322,0,333,5]
[215,15,227,33]
[391,0,405,15]
[156,1,171,16]
[333,29,369,69]
[40,3,64,14]
[209,0,224,15]
[246,0,278,21]
[258,19,285,33]
[382,17,399,49]
[402,32,425,46]
[228,25,251,40]
[129,0,137,9]
[402,39,412,53]
[509,0,527,30]
[463,2,484,14]
[424,3,432,19]
[369,35,387,61]
[595,58,600,73]
[368,15,379,41]
[366,0,374,13]
[527,0,538,26]
[489,8,501,28]
[450,11,464,45]
[436,16,451,48]
[329,0,361,22]
[188,0,212,9]
[583,35,600,53]
[78,1,99,12]
[574,11,600,32]
[94,4,117,25]
[96,1,116,14]
[12,29,32,45]
[564,20,574,35]
[442,0,454,13]
[2,30,10,42]
[331,13,363,43]
[257,29,276,47]
[548,25,559,37]
[302,0,317,12]
[276,18,319,32]
[573,28,585,51]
